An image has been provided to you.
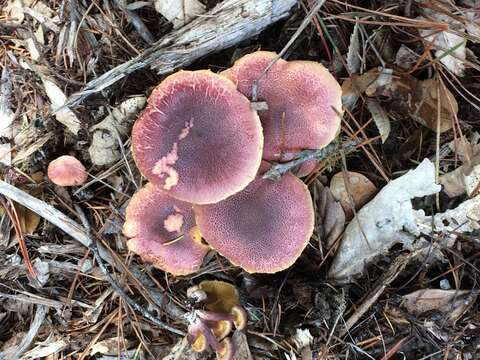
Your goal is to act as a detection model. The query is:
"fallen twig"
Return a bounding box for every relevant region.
[0,180,186,330]
[0,304,48,360]
[74,204,185,336]
[262,139,358,180]
[60,0,297,110]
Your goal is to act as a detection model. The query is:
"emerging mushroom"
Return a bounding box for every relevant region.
[223,51,342,163]
[194,165,314,273]
[47,155,88,186]
[132,70,263,204]
[123,183,208,276]
[197,280,240,313]
[186,281,248,360]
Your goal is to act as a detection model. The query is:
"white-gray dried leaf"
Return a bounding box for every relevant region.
[346,22,361,74]
[366,98,391,143]
[329,159,441,283]
[89,96,146,166]
[417,11,466,76]
[154,0,205,29]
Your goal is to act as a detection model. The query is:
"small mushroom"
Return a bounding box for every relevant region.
[194,166,314,273]
[223,51,342,162]
[47,155,88,186]
[198,280,240,313]
[123,183,208,275]
[187,306,247,359]
[132,70,263,204]
[186,281,248,359]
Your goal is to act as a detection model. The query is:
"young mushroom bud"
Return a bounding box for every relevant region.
[123,183,208,276]
[223,51,342,163]
[132,70,263,204]
[216,338,234,360]
[211,320,233,340]
[198,280,240,313]
[194,164,314,273]
[230,305,248,331]
[190,332,208,353]
[47,155,88,186]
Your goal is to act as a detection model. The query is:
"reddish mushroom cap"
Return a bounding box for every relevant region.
[132,70,263,204]
[123,183,208,275]
[47,155,88,186]
[223,51,342,161]
[194,166,314,273]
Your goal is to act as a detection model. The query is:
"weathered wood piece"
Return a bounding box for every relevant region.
[62,0,297,109]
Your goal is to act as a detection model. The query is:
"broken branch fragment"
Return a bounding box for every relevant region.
[62,0,297,109]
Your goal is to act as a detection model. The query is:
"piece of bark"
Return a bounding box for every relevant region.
[61,0,297,109]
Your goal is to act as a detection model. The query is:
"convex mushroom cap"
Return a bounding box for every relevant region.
[132,70,263,204]
[223,51,342,162]
[47,155,88,186]
[194,165,314,273]
[123,183,208,276]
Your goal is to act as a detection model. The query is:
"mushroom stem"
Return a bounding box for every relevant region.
[197,310,234,323]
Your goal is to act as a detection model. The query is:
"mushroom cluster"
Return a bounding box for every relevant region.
[124,51,342,276]
[186,281,248,360]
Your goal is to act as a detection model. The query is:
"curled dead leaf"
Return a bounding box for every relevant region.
[329,159,441,283]
[311,180,345,248]
[329,171,377,220]
[89,96,146,166]
[402,289,477,324]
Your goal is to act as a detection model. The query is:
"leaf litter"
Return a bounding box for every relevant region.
[0,0,479,359]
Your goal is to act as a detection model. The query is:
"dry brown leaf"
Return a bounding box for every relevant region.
[14,181,43,235]
[369,73,456,133]
[329,171,377,220]
[311,180,345,248]
[402,289,477,324]
[440,139,480,197]
[341,68,380,110]
[366,98,391,143]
